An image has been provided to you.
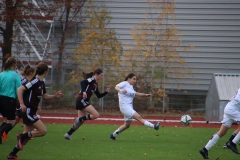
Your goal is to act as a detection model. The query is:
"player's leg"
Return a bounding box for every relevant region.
[64,110,86,140]
[223,128,239,149]
[227,124,240,154]
[199,106,233,159]
[132,112,160,130]
[0,117,7,144]
[110,117,132,140]
[8,125,34,158]
[0,117,7,129]
[74,99,97,127]
[78,105,99,121]
[17,108,45,150]
[199,124,229,159]
[0,99,17,143]
[18,120,47,149]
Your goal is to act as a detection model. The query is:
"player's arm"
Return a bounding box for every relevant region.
[80,80,89,92]
[94,86,110,98]
[115,82,127,93]
[43,91,63,100]
[17,85,27,112]
[135,92,152,97]
[80,80,89,98]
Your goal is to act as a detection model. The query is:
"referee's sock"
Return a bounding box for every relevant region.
[0,123,13,135]
[0,122,7,129]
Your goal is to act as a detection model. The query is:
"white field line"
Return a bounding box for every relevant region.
[0,116,221,124]
[39,116,221,124]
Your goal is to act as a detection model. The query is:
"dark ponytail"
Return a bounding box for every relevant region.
[124,73,135,81]
[4,57,17,71]
[82,68,103,79]
[82,71,93,79]
[35,63,48,76]
[22,65,35,76]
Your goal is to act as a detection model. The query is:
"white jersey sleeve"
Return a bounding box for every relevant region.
[117,81,127,89]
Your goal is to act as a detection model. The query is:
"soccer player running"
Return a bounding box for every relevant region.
[0,57,21,144]
[15,65,35,125]
[199,88,240,159]
[64,68,111,140]
[109,73,160,140]
[7,62,63,160]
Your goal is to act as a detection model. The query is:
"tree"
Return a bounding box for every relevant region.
[71,0,122,83]
[0,0,86,74]
[123,0,194,111]
[70,0,122,108]
[50,0,86,85]
[0,0,34,69]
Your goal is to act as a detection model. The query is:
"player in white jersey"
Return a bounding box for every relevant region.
[199,88,240,159]
[109,73,160,140]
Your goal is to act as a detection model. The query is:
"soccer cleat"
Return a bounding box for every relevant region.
[110,134,116,140]
[2,131,8,142]
[7,154,19,160]
[226,141,240,154]
[199,148,209,159]
[73,118,81,130]
[64,133,72,140]
[17,134,23,150]
[154,121,161,130]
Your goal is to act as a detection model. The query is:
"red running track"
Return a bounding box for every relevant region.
[1,113,238,129]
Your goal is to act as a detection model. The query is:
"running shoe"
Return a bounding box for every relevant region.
[2,131,8,142]
[110,134,116,140]
[199,148,209,159]
[154,121,160,130]
[64,133,72,140]
[7,154,19,160]
[226,141,240,154]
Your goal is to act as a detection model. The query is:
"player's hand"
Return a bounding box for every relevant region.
[20,104,27,112]
[83,92,87,99]
[106,86,111,92]
[145,94,152,97]
[54,91,64,98]
[120,89,127,94]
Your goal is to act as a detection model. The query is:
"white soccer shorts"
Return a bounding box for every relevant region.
[221,103,240,128]
[119,103,136,122]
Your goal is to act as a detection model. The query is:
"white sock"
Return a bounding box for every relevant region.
[205,134,220,150]
[113,129,121,137]
[144,120,154,128]
[232,132,240,144]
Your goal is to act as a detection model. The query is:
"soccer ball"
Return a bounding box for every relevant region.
[180,115,192,126]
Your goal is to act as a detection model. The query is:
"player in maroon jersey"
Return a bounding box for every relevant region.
[7,62,63,160]
[64,68,111,140]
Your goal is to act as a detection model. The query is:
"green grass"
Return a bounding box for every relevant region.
[1,124,239,160]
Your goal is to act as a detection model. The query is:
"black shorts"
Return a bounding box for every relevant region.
[0,95,17,120]
[76,97,90,110]
[21,108,39,125]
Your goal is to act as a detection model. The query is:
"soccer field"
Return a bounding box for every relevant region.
[1,123,239,160]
